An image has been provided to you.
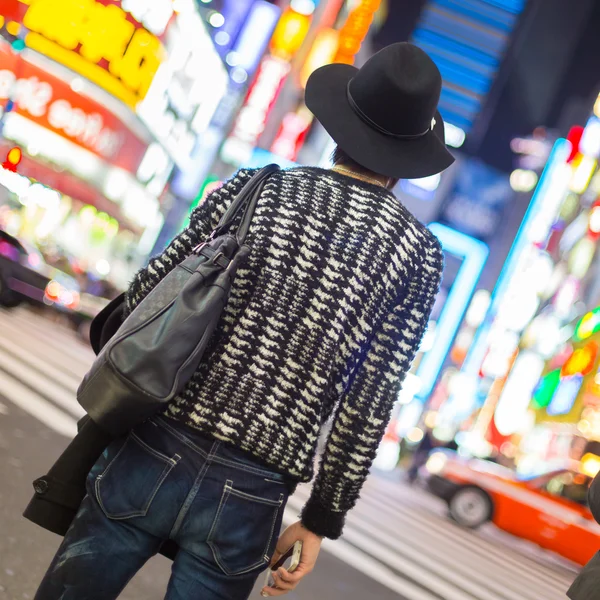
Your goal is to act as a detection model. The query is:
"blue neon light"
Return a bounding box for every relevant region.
[412,0,526,132]
[416,223,489,400]
[231,2,280,75]
[460,138,571,378]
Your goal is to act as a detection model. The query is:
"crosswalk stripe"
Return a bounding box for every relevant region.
[282,507,442,600]
[289,494,477,600]
[292,487,566,600]
[0,307,580,600]
[2,308,94,368]
[357,480,576,584]
[291,486,569,600]
[0,369,77,437]
[0,313,91,379]
[0,336,80,394]
[0,346,85,419]
[308,479,574,584]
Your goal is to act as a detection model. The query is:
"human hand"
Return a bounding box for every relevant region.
[261,521,322,597]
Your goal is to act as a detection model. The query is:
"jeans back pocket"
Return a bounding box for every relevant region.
[207,480,285,576]
[95,432,180,520]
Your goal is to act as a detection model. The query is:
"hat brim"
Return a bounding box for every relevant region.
[305,63,455,179]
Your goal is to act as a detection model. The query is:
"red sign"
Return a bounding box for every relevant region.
[271,108,312,161]
[222,55,290,164]
[0,43,147,173]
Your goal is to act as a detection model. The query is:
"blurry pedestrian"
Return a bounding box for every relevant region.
[407,428,437,484]
[32,43,453,600]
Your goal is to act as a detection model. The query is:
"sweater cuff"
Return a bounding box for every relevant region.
[300,495,346,540]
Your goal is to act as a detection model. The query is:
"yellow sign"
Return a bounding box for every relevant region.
[300,28,339,88]
[8,0,165,108]
[269,8,311,60]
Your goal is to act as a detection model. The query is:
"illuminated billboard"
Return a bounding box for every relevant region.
[1,0,169,108]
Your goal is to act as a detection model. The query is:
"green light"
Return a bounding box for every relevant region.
[11,39,26,52]
[532,369,561,410]
[574,306,600,341]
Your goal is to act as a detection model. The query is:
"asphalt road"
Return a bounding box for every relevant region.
[0,306,579,600]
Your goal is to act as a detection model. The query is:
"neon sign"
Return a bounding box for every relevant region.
[561,342,599,378]
[221,55,290,166]
[335,0,380,65]
[575,306,600,341]
[416,223,489,400]
[2,0,166,108]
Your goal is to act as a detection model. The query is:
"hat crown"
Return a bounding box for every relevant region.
[348,43,442,138]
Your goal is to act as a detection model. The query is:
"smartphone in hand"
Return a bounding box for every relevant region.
[264,541,303,588]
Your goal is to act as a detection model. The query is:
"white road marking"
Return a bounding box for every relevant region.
[0,346,85,418]
[0,306,580,600]
[0,335,79,393]
[0,369,77,437]
[281,507,440,600]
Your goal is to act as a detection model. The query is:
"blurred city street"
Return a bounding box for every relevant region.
[0,308,577,600]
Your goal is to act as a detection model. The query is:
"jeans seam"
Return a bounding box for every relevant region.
[130,431,180,466]
[227,487,285,507]
[206,480,232,542]
[168,440,219,539]
[153,417,211,461]
[262,495,285,563]
[154,417,287,480]
[209,454,285,480]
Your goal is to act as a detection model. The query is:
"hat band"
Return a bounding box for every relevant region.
[346,83,433,140]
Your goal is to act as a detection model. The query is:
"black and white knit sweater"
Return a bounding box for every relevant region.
[125,167,443,539]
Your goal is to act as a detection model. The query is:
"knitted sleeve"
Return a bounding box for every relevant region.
[300,237,444,539]
[125,169,254,314]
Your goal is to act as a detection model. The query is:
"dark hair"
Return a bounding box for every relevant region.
[331,145,399,189]
[331,146,364,171]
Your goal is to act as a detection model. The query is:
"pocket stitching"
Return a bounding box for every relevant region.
[207,484,285,576]
[94,435,180,520]
[207,480,232,542]
[227,487,284,507]
[130,431,179,466]
[262,493,285,563]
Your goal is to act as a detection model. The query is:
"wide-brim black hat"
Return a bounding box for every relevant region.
[306,43,455,179]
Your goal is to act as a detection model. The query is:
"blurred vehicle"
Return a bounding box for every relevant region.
[0,229,81,314]
[424,449,599,565]
[0,229,51,308]
[36,245,115,336]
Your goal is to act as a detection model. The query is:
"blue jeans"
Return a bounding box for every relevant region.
[35,417,291,599]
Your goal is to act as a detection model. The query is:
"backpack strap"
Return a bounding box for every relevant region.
[213,164,279,239]
[236,164,279,244]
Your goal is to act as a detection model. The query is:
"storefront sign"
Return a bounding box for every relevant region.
[269,7,311,60]
[0,44,147,173]
[335,0,381,64]
[228,1,280,79]
[136,11,228,170]
[2,0,166,108]
[221,55,291,165]
[271,107,313,161]
[300,28,339,88]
